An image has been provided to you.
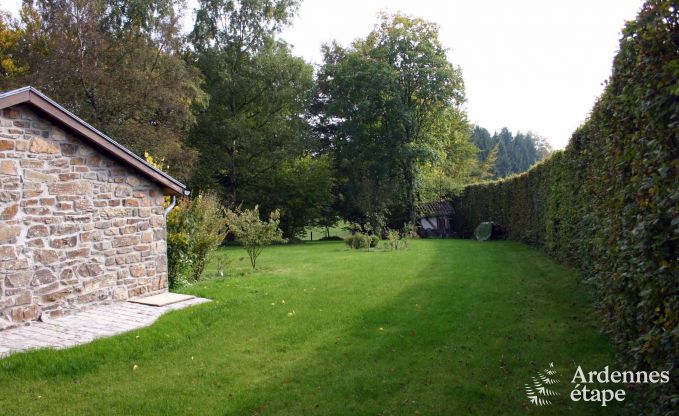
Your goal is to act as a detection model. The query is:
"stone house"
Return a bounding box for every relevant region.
[0,87,188,328]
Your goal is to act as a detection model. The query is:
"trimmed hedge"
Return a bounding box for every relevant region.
[452,2,678,413]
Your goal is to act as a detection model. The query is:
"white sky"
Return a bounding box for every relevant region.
[3,0,643,149]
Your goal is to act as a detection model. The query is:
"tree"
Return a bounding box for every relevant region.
[418,112,496,203]
[1,0,205,179]
[187,0,314,208]
[471,126,553,178]
[317,13,468,225]
[227,206,284,269]
[254,154,335,238]
[0,11,27,78]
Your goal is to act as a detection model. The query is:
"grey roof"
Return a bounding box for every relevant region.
[417,201,454,218]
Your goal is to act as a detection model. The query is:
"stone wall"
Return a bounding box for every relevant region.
[0,104,168,328]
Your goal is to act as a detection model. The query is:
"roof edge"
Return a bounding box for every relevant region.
[0,86,189,196]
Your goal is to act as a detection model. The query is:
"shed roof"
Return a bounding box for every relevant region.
[416,201,454,218]
[0,86,188,196]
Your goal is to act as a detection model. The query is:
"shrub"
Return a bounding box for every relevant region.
[227,206,285,269]
[319,236,343,241]
[452,3,677,412]
[383,228,410,251]
[344,232,378,249]
[167,193,229,288]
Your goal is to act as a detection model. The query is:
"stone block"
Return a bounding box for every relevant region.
[14,290,32,306]
[80,230,102,242]
[0,160,17,175]
[138,207,152,218]
[129,264,145,277]
[113,287,128,300]
[30,137,60,154]
[0,204,18,219]
[119,225,136,235]
[60,268,77,285]
[51,223,79,235]
[10,304,41,322]
[60,143,78,156]
[140,231,153,243]
[76,262,103,277]
[24,170,55,183]
[0,140,13,151]
[113,235,139,248]
[25,238,45,248]
[5,271,32,288]
[0,246,16,260]
[127,286,147,298]
[35,281,60,295]
[41,288,73,303]
[66,248,89,259]
[24,206,51,215]
[27,225,49,238]
[47,181,92,196]
[82,274,116,291]
[34,249,58,265]
[0,225,21,243]
[114,185,132,198]
[50,236,77,249]
[31,269,57,286]
[39,197,56,206]
[19,159,44,168]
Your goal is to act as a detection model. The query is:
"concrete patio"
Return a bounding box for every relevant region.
[0,296,209,358]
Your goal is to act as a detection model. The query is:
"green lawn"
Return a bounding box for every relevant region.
[0,240,619,415]
[301,221,350,240]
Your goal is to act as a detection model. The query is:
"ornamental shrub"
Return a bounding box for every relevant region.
[344,232,378,249]
[167,193,229,288]
[227,206,285,269]
[452,2,677,412]
[384,228,409,251]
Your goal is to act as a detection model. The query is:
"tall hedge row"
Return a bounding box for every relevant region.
[452,1,678,412]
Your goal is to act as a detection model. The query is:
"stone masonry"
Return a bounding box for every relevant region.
[0,104,169,328]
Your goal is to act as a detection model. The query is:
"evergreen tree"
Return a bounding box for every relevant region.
[471,126,553,178]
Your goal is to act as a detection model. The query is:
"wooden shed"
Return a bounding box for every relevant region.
[416,201,454,238]
[0,87,188,327]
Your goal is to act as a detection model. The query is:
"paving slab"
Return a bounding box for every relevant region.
[0,296,210,359]
[128,292,195,307]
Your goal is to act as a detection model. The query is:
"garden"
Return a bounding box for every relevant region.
[0,0,675,414]
[0,240,618,415]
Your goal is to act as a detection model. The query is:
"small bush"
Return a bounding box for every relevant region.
[383,228,409,251]
[344,234,354,248]
[227,206,285,269]
[344,232,378,249]
[167,193,229,288]
[319,236,343,241]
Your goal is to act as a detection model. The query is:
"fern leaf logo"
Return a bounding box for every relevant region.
[525,362,561,406]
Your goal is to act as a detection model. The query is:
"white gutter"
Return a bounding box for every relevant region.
[164,195,177,217]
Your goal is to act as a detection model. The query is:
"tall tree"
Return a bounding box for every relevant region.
[0,11,28,78]
[472,126,553,178]
[1,0,205,178]
[187,0,315,207]
[317,13,468,225]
